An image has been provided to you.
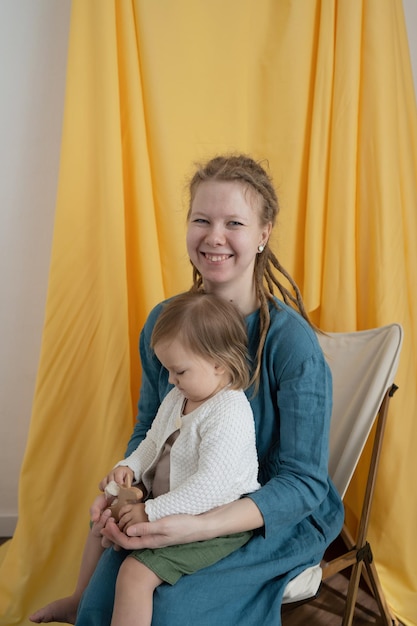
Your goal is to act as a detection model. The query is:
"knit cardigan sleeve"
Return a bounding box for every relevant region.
[144,389,260,522]
[116,388,181,484]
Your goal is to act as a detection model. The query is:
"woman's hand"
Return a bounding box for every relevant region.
[101,498,264,550]
[88,495,115,548]
[101,512,206,550]
[90,493,110,523]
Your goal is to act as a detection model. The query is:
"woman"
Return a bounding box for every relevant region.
[37,154,344,626]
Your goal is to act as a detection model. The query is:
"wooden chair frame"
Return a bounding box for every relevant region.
[283,324,403,625]
[321,384,400,626]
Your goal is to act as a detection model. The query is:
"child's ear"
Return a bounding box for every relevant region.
[214,363,226,375]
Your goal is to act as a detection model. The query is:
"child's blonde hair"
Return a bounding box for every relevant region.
[151,291,250,390]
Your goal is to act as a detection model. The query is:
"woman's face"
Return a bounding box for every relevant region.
[186,181,271,292]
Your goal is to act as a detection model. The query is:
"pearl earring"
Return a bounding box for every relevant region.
[257,244,265,253]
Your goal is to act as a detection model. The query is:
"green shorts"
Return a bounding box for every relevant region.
[129,531,253,585]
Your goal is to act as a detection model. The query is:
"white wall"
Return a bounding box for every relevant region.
[404,0,417,90]
[0,0,416,537]
[0,0,71,536]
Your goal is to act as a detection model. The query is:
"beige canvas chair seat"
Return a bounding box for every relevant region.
[282,323,403,626]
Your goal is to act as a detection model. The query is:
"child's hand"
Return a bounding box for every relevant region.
[98,466,134,492]
[118,502,149,532]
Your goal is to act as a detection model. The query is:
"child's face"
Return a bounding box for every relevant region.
[154,338,228,405]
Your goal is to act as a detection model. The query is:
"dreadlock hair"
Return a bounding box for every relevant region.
[186,153,313,391]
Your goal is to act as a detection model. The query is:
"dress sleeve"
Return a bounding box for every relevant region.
[125,304,165,457]
[248,348,333,538]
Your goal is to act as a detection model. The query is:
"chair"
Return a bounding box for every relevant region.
[282,323,403,626]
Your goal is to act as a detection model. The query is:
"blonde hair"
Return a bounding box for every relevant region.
[151,291,250,390]
[187,153,313,390]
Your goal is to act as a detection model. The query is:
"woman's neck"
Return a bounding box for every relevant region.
[202,282,259,316]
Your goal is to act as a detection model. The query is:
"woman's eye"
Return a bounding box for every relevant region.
[192,218,209,224]
[176,370,185,376]
[228,221,244,227]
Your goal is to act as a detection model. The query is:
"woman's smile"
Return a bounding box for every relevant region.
[200,252,233,263]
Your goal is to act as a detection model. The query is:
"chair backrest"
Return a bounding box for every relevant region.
[317,323,403,498]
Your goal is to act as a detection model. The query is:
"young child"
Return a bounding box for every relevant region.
[31,290,260,626]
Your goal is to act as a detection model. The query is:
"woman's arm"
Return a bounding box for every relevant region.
[125,303,167,456]
[101,497,264,550]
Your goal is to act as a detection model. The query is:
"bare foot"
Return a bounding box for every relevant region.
[29,595,78,624]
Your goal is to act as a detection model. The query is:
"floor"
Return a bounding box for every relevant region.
[282,576,398,625]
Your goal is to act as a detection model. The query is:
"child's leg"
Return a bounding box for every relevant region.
[29,527,105,624]
[110,557,163,626]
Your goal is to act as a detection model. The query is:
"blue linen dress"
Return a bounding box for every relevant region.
[76,298,344,626]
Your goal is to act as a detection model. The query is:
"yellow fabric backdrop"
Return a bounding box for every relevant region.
[1,1,416,624]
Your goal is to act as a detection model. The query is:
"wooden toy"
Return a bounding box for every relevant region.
[104,479,143,521]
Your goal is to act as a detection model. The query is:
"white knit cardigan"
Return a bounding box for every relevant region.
[116,386,260,522]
